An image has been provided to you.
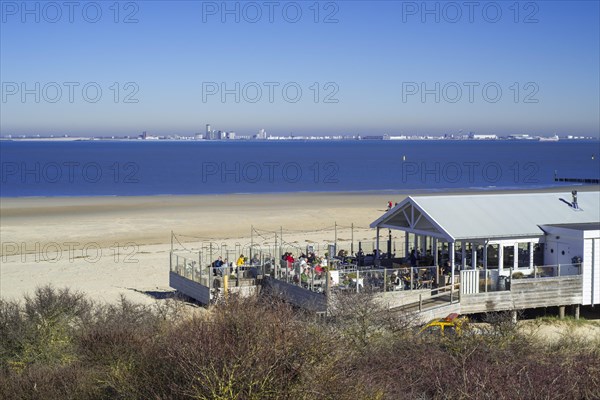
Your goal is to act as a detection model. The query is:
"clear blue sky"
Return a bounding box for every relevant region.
[1,0,599,137]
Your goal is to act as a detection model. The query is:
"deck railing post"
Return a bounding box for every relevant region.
[351,223,354,256]
[485,270,488,293]
[383,268,387,292]
[199,252,203,285]
[558,264,561,277]
[419,294,422,311]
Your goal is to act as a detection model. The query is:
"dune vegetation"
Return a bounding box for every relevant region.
[1,286,599,399]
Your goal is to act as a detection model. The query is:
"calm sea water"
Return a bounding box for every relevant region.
[0,140,599,197]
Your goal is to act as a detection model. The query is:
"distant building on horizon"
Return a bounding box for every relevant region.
[469,133,498,140]
[255,128,267,139]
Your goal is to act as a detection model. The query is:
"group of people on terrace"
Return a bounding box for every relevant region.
[212,253,261,277]
[389,266,437,290]
[275,244,457,292]
[205,242,458,291]
[282,251,328,286]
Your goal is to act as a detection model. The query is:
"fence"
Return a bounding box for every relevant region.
[460,263,583,295]
[271,261,450,295]
[252,224,407,262]
[170,225,408,271]
[170,248,276,288]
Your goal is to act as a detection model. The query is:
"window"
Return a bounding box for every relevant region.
[486,244,499,269]
[503,245,514,269]
[517,243,531,268]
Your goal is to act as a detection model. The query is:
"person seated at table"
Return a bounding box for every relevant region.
[299,257,308,268]
[420,269,432,288]
[250,254,260,265]
[307,252,316,264]
[293,260,302,277]
[236,254,245,267]
[218,258,229,277]
[422,269,431,280]
[212,256,223,276]
[441,261,452,285]
[285,253,295,269]
[390,272,401,289]
[401,273,411,290]
[314,264,324,279]
[300,268,309,287]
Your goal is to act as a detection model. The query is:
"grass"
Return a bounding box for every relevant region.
[534,315,594,327]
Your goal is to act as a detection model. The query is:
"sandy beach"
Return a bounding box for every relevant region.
[0,192,397,304]
[1,186,598,304]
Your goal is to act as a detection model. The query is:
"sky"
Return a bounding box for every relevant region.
[1,0,599,137]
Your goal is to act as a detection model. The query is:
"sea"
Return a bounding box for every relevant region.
[0,140,599,197]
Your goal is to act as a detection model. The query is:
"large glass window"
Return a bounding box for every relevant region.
[517,243,531,268]
[503,245,514,269]
[486,244,499,269]
[472,244,483,268]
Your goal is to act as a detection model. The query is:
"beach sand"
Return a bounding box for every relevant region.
[1,187,598,304]
[1,192,397,304]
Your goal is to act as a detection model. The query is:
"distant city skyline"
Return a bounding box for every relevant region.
[1,1,599,137]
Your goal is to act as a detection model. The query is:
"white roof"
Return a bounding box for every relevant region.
[370,191,600,242]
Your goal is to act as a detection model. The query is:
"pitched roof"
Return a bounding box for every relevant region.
[370,191,600,242]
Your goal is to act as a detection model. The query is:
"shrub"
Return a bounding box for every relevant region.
[2,286,599,399]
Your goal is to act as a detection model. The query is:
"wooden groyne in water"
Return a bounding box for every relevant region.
[554,177,599,184]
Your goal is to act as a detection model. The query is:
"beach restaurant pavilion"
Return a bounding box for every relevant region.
[370,191,600,306]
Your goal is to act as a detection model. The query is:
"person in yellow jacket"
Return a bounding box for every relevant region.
[236,254,245,267]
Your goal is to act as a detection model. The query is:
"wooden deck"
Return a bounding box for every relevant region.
[460,275,583,314]
[170,266,584,319]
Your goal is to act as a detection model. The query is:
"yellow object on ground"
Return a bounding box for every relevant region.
[419,313,469,337]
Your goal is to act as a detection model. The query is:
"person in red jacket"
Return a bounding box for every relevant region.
[285,253,295,270]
